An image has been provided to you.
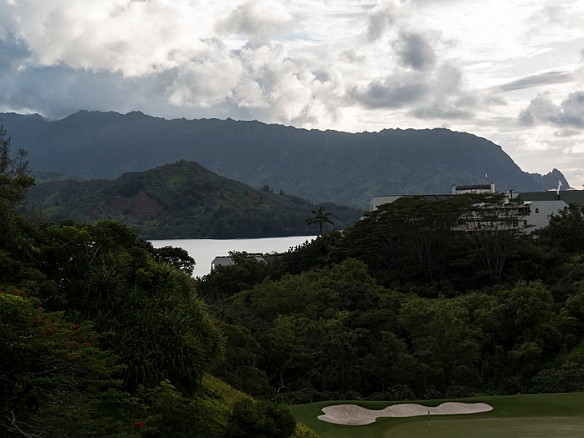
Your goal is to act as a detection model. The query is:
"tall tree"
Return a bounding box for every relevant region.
[306,206,334,236]
[0,123,34,206]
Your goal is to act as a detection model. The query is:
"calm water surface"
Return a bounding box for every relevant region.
[150,236,316,277]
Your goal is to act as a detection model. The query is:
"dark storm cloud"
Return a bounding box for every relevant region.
[493,71,573,92]
[393,31,436,70]
[519,91,584,129]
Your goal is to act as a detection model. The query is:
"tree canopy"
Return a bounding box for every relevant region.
[198,193,584,402]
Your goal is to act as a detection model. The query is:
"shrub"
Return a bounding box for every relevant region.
[292,423,319,438]
[129,380,227,437]
[225,399,296,438]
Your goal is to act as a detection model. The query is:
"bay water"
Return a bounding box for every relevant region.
[150,235,316,278]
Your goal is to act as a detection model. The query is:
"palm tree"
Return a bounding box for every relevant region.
[306,206,334,236]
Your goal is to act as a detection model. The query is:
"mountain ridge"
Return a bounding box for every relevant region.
[1,110,570,208]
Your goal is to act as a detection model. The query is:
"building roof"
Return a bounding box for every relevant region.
[518,191,584,205]
[455,184,492,191]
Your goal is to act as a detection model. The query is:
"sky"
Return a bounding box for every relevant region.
[1,0,583,188]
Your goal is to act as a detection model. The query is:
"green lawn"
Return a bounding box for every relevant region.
[290,392,584,438]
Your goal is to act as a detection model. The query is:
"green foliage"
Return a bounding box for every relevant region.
[306,206,334,236]
[536,203,584,252]
[399,297,482,392]
[337,194,533,291]
[0,291,128,437]
[225,399,296,438]
[128,380,228,437]
[530,366,584,393]
[292,423,319,438]
[345,195,463,286]
[202,374,253,406]
[199,251,278,304]
[0,127,255,436]
[25,160,362,239]
[218,260,421,400]
[20,220,224,395]
[205,192,584,399]
[212,322,270,396]
[0,123,34,208]
[150,245,195,274]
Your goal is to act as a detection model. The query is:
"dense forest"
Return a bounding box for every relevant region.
[199,194,584,403]
[2,120,584,436]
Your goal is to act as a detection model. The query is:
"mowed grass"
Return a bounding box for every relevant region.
[290,392,584,438]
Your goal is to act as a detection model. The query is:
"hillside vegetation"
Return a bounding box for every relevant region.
[24,160,362,239]
[1,110,569,208]
[199,194,584,404]
[0,125,314,437]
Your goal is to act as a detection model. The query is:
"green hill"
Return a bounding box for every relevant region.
[24,160,361,239]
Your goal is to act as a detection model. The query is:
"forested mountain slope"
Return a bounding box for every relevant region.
[1,111,568,208]
[24,160,361,238]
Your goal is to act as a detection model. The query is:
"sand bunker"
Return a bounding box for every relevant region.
[318,402,493,425]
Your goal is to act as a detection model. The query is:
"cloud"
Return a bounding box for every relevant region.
[365,0,401,42]
[524,1,584,43]
[493,71,574,92]
[347,73,429,109]
[167,39,243,107]
[393,31,436,70]
[519,91,584,129]
[215,0,294,43]
[229,43,344,125]
[348,61,476,120]
[410,104,471,120]
[560,91,584,127]
[0,37,30,72]
[0,0,221,77]
[339,49,366,64]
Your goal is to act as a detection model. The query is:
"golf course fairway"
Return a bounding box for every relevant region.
[290,392,584,437]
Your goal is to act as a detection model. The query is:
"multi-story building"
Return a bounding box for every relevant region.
[370,184,584,232]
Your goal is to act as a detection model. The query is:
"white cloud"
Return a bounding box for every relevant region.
[365,0,401,42]
[231,42,344,125]
[0,0,584,187]
[216,0,294,44]
[2,0,226,77]
[167,40,243,107]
